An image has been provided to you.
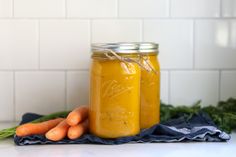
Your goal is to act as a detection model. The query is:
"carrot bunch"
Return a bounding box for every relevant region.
[16,106,89,141]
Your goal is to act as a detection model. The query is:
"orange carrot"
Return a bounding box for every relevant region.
[66,106,88,126]
[45,120,70,141]
[16,118,64,137]
[67,120,88,140]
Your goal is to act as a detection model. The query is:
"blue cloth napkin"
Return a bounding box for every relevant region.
[14,112,230,146]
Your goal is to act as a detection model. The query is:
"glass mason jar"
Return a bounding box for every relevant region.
[139,43,160,129]
[89,43,141,138]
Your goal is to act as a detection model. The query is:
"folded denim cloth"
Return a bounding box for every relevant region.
[14,112,230,146]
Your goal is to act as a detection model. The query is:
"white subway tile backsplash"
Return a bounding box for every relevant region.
[119,0,169,17]
[40,20,90,70]
[14,0,65,17]
[221,71,236,100]
[171,0,220,17]
[170,71,219,106]
[144,20,193,69]
[195,20,236,69]
[222,0,236,17]
[66,71,89,110]
[67,0,117,18]
[0,72,14,121]
[0,0,12,17]
[92,19,141,43]
[0,20,38,69]
[160,71,169,103]
[15,72,65,120]
[0,0,236,121]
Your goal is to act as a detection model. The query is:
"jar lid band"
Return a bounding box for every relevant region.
[92,42,159,54]
[92,43,139,54]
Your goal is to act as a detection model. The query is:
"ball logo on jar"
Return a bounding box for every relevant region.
[141,72,157,86]
[102,80,133,99]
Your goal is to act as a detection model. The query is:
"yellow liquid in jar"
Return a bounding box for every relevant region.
[89,55,141,138]
[140,54,160,129]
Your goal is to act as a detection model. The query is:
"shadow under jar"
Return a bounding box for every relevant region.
[89,43,141,138]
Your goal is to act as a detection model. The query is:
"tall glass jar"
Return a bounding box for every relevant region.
[89,43,141,138]
[139,43,160,129]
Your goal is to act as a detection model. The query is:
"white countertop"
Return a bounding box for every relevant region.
[0,122,235,157]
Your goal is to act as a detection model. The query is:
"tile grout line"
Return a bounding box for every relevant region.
[13,71,16,121]
[219,0,223,17]
[0,69,90,72]
[38,20,40,69]
[116,0,119,18]
[141,19,144,42]
[218,70,222,101]
[64,71,67,110]
[168,70,171,104]
[1,69,236,72]
[0,17,235,20]
[89,18,92,44]
[192,19,195,69]
[86,19,92,111]
[1,68,236,72]
[65,0,67,18]
[12,0,14,17]
[169,0,171,18]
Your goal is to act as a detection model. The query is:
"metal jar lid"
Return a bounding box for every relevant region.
[92,43,139,54]
[138,42,159,53]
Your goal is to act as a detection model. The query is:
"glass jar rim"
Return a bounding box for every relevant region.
[92,43,139,53]
[92,42,159,54]
[138,42,159,53]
